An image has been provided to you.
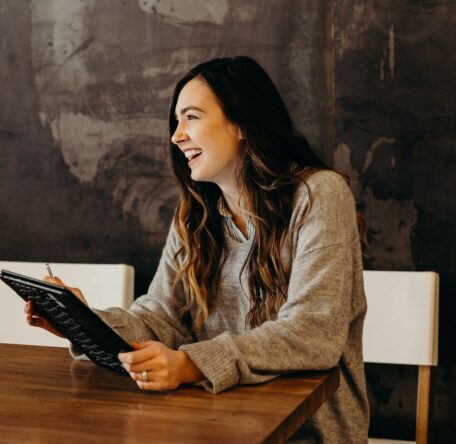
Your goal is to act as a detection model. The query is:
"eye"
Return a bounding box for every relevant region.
[186,114,198,121]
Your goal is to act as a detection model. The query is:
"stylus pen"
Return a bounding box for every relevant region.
[45,263,54,278]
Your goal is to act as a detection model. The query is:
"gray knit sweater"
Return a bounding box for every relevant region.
[72,170,369,443]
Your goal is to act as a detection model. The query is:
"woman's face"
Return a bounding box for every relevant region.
[171,78,243,190]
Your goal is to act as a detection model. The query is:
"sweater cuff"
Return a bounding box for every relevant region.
[179,332,239,393]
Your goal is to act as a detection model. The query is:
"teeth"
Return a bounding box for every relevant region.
[183,149,202,159]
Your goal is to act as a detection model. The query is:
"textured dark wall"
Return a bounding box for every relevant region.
[0,0,328,295]
[333,0,456,441]
[0,0,454,441]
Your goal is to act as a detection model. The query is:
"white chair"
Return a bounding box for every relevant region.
[363,271,439,444]
[0,261,134,347]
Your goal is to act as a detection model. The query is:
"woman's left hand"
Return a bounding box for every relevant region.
[118,341,203,391]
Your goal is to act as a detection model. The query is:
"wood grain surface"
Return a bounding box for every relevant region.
[0,344,339,443]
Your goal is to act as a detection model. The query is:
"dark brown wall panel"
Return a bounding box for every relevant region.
[334,0,456,441]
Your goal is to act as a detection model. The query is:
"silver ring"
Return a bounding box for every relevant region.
[141,370,149,382]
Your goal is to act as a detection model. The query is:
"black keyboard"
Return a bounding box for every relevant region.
[1,271,132,375]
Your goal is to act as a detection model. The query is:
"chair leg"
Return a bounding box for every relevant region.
[416,365,431,444]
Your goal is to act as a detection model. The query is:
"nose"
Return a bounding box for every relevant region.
[171,121,188,145]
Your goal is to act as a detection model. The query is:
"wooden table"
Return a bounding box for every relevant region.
[0,344,339,443]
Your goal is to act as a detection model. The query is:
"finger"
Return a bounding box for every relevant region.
[118,342,159,365]
[123,358,162,373]
[25,302,39,322]
[41,276,87,305]
[130,341,150,351]
[43,276,64,286]
[26,300,38,315]
[128,370,155,383]
[31,317,44,327]
[27,315,44,328]
[26,312,34,325]
[136,380,173,392]
[130,341,141,350]
[43,276,75,294]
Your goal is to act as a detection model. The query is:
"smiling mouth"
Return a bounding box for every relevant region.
[183,149,203,164]
[188,153,202,165]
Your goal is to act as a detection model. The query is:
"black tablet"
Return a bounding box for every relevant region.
[0,269,133,375]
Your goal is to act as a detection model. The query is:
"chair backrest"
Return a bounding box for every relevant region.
[363,270,439,366]
[0,261,134,347]
[363,270,439,444]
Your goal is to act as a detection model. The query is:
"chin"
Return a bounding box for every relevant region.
[190,171,205,182]
[189,164,206,181]
[190,170,214,184]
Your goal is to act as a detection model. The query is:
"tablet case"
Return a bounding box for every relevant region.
[0,269,133,375]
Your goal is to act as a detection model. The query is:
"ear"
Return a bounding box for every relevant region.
[237,126,245,140]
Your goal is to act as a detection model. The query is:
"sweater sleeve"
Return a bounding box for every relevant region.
[179,171,364,393]
[70,223,195,359]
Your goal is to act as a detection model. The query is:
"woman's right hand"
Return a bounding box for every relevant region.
[24,276,89,338]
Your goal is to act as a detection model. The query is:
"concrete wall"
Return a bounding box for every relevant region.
[0,1,454,441]
[333,1,456,440]
[0,0,328,295]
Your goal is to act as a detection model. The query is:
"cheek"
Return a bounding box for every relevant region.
[189,125,211,146]
[193,121,241,160]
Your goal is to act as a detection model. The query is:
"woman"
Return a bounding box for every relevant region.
[26,56,369,443]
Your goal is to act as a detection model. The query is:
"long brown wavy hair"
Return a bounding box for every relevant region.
[168,56,347,331]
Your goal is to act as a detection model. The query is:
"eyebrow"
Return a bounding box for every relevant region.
[174,106,205,118]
